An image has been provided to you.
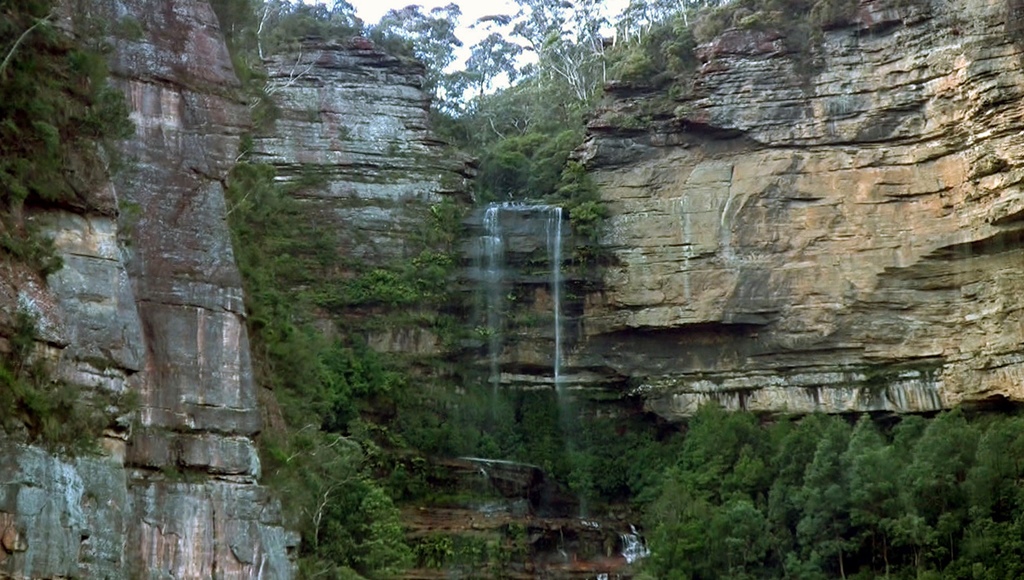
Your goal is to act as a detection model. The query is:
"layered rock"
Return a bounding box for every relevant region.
[0,0,296,577]
[400,457,640,579]
[250,38,473,349]
[251,38,474,257]
[577,0,1024,418]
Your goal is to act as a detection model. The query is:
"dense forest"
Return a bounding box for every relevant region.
[5,0,1024,577]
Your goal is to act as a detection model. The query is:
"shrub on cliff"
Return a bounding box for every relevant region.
[0,0,132,274]
[607,14,698,86]
[0,309,131,454]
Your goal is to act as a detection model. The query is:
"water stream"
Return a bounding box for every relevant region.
[481,204,504,395]
[478,202,565,394]
[547,206,564,394]
[620,524,651,564]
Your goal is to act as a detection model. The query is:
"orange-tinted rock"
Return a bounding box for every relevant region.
[576,0,1024,418]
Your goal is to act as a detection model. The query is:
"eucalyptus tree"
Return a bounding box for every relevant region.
[463,31,522,99]
[210,0,363,62]
[615,0,690,42]
[504,0,609,103]
[371,3,463,106]
[259,0,362,57]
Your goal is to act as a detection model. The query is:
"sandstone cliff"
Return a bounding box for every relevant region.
[250,38,474,351]
[575,0,1024,419]
[0,1,296,577]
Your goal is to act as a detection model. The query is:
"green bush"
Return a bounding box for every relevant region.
[0,310,128,454]
[607,16,698,87]
[0,0,132,274]
[225,159,459,577]
[641,406,1024,579]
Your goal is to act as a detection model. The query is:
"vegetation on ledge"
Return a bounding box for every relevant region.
[0,0,132,275]
[0,0,134,454]
[0,309,131,454]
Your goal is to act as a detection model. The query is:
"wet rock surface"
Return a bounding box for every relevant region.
[400,457,643,579]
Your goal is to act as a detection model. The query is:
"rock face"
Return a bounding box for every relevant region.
[252,39,473,261]
[576,0,1024,419]
[0,1,296,578]
[250,38,473,348]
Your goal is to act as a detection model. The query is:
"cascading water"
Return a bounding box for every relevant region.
[620,524,651,565]
[478,202,565,393]
[547,207,564,394]
[481,205,504,394]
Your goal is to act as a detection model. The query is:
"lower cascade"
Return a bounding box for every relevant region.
[620,525,651,565]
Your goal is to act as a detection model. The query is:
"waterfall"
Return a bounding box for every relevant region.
[620,525,650,565]
[478,203,564,392]
[482,205,504,394]
[547,207,563,393]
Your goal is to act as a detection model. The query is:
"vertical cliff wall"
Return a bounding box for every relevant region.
[577,0,1024,418]
[249,38,474,351]
[0,1,296,577]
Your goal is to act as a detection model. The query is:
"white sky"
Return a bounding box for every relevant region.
[350,0,522,29]
[346,0,630,69]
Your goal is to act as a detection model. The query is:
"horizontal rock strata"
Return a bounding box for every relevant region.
[577,0,1024,418]
[252,39,474,264]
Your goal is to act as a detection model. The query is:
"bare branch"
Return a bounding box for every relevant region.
[264,49,320,96]
[488,116,506,139]
[0,11,55,78]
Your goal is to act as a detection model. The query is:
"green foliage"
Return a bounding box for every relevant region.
[312,250,456,310]
[225,160,425,576]
[439,51,611,260]
[0,221,63,276]
[642,406,1024,579]
[475,129,582,202]
[261,429,412,578]
[426,198,465,246]
[368,3,462,103]
[606,14,698,87]
[0,309,126,454]
[0,0,132,274]
[261,2,363,57]
[606,0,867,92]
[225,162,411,431]
[391,384,681,514]
[691,0,859,59]
[412,533,500,571]
[415,535,455,568]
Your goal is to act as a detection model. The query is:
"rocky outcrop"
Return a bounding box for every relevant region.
[251,39,473,261]
[0,0,296,577]
[400,457,640,579]
[576,0,1024,418]
[249,38,473,350]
